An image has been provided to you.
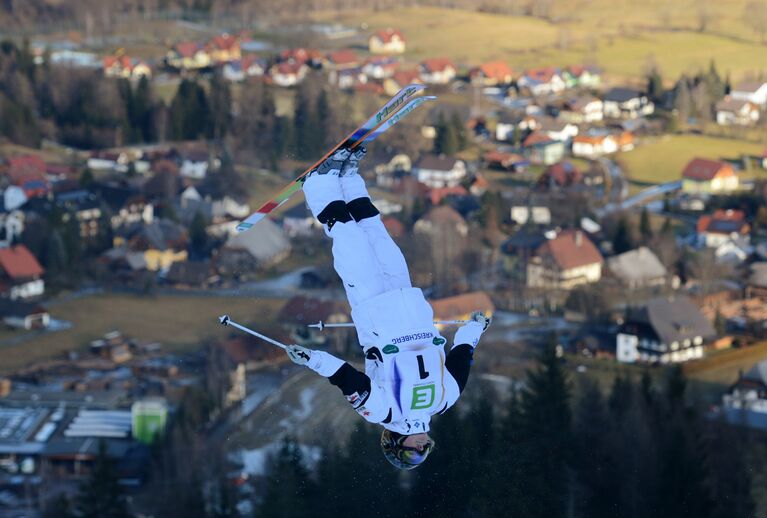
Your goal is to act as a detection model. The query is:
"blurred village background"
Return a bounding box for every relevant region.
[0,0,766,516]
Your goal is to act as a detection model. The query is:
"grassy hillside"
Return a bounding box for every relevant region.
[618,134,765,184]
[314,4,767,81]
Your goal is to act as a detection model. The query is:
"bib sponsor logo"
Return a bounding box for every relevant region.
[391,331,434,345]
[411,384,436,410]
[432,337,446,346]
[345,390,368,409]
[383,344,399,354]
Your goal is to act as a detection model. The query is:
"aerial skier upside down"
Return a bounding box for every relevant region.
[285,147,491,470]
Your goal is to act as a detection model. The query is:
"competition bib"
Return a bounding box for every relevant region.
[386,346,447,418]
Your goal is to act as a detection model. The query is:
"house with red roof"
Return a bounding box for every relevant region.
[419,58,457,85]
[384,69,423,95]
[0,245,45,299]
[165,41,210,70]
[469,61,514,86]
[522,131,566,165]
[280,48,323,66]
[205,33,241,64]
[518,67,566,96]
[103,54,151,79]
[325,50,360,71]
[527,230,603,289]
[681,158,738,194]
[572,134,618,158]
[483,150,527,172]
[6,155,50,198]
[538,161,582,190]
[563,65,601,88]
[368,28,406,54]
[697,209,751,248]
[268,62,308,87]
[430,291,495,326]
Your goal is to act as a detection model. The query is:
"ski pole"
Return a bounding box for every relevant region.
[308,320,469,331]
[219,315,287,350]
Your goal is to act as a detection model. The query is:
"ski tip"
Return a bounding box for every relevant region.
[219,315,230,326]
[236,222,253,233]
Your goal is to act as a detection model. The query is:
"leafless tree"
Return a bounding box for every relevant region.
[743,0,767,43]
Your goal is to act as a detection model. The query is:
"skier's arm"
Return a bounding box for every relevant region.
[286,345,391,423]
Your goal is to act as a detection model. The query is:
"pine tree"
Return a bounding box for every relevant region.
[133,75,154,142]
[640,207,653,242]
[258,437,316,518]
[293,83,318,160]
[74,440,131,518]
[673,78,693,122]
[208,72,232,140]
[516,340,572,518]
[450,112,468,151]
[42,493,75,518]
[647,67,664,103]
[170,79,209,140]
[612,216,633,254]
[43,229,68,280]
[189,211,209,257]
[434,113,459,155]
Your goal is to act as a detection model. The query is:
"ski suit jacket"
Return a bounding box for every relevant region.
[304,287,475,435]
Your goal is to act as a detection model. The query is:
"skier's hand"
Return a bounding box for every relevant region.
[287,344,312,366]
[315,148,352,176]
[340,146,366,177]
[454,312,491,348]
[470,311,492,331]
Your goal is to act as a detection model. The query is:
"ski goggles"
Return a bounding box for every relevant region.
[390,432,435,465]
[396,439,435,465]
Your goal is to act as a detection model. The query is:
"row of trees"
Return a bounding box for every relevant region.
[256,345,757,518]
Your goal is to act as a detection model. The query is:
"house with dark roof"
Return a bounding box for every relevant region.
[384,69,423,95]
[413,154,466,188]
[747,262,767,300]
[281,203,320,237]
[697,209,751,248]
[602,88,654,119]
[362,56,400,79]
[731,80,767,107]
[94,181,154,229]
[560,95,603,123]
[217,218,290,278]
[368,28,406,54]
[617,295,715,364]
[0,299,49,329]
[113,220,188,272]
[527,230,602,289]
[716,96,760,126]
[722,359,767,430]
[163,260,218,289]
[0,245,45,299]
[681,158,738,194]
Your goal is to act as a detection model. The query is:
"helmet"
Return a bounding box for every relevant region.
[380,429,435,470]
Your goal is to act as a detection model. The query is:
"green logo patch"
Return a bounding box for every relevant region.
[382,344,399,354]
[411,384,436,409]
[432,337,446,346]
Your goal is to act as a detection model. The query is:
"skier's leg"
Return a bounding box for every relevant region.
[340,171,412,291]
[303,158,387,306]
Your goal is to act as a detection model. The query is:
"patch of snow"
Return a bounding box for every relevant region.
[233,442,323,477]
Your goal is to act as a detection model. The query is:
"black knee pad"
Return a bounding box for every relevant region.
[346,197,380,222]
[317,200,352,230]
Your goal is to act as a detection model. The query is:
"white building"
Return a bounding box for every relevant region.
[412,155,466,189]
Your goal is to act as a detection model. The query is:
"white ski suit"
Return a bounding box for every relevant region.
[301,172,476,435]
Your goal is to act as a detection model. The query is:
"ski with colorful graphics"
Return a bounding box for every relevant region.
[236,85,435,233]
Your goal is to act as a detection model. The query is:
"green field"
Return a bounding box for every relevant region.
[315,4,767,81]
[0,294,286,374]
[618,134,766,184]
